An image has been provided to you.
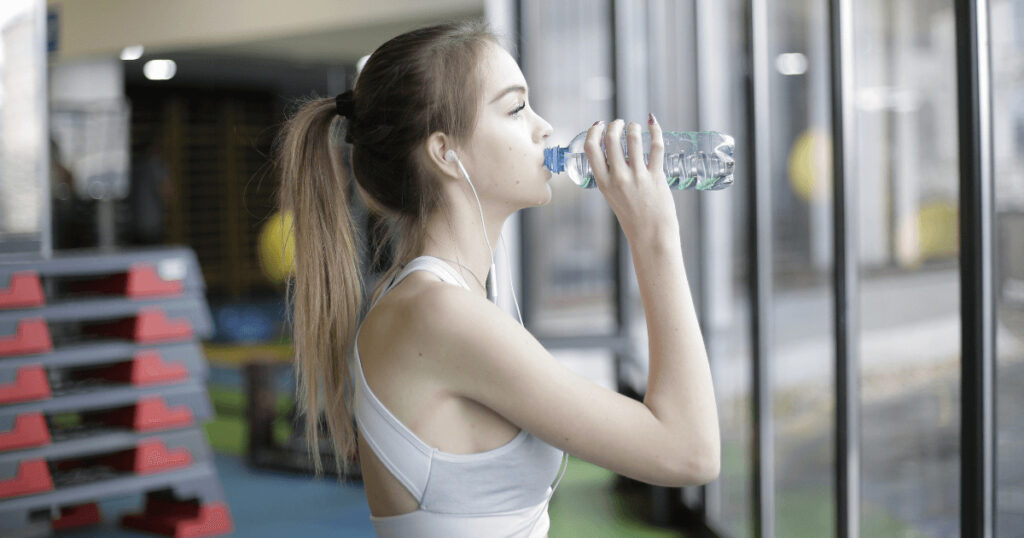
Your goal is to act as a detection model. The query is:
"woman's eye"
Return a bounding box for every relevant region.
[510,102,526,118]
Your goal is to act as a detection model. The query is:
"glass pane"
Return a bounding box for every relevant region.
[766,1,836,535]
[519,0,616,338]
[991,0,1024,532]
[0,0,49,256]
[853,1,961,534]
[695,0,756,535]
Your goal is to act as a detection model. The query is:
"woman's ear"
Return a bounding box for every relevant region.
[424,132,460,180]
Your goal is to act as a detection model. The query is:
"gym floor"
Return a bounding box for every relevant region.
[62,454,683,537]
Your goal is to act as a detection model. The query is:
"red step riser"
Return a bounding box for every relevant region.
[0,272,45,309]
[101,439,194,474]
[51,502,101,530]
[86,310,193,344]
[0,459,53,499]
[69,264,185,299]
[0,319,52,357]
[0,366,52,404]
[103,397,195,432]
[127,264,186,298]
[135,310,194,342]
[121,501,233,537]
[91,351,189,387]
[0,413,51,452]
[131,351,189,386]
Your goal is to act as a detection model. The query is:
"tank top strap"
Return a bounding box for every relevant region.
[367,256,472,311]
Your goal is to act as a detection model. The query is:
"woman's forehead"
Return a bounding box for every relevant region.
[480,44,527,98]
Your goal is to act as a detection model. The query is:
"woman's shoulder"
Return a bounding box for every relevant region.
[360,271,485,350]
[357,272,500,403]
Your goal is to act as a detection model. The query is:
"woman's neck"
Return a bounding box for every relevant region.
[418,197,510,296]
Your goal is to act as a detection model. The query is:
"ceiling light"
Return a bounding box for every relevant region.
[775,52,808,76]
[120,45,144,60]
[143,59,176,81]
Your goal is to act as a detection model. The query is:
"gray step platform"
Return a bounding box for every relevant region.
[0,382,212,427]
[0,294,213,339]
[0,246,230,536]
[0,461,225,533]
[0,341,203,372]
[0,341,208,388]
[0,246,206,295]
[0,427,212,476]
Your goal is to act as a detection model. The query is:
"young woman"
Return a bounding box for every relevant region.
[277,20,719,537]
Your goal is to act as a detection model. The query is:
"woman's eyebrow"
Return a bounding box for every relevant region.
[489,85,527,104]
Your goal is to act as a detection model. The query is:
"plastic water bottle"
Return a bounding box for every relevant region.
[544,129,735,190]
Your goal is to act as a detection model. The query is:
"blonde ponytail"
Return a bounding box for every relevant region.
[278,97,362,477]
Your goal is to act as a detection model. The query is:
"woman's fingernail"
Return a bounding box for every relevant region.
[593,120,600,126]
[649,113,658,125]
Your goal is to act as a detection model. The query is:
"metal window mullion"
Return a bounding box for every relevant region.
[744,0,774,536]
[827,1,860,537]
[692,0,713,522]
[609,0,638,398]
[954,0,996,536]
[611,0,647,392]
[513,0,533,331]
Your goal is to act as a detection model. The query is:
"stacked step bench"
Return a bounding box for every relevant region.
[0,247,233,536]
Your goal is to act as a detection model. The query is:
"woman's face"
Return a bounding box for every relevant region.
[457,43,554,211]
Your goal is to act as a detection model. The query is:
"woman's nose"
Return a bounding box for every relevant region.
[535,114,553,141]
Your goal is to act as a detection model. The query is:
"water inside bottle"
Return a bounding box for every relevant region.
[564,153,596,188]
[554,130,735,191]
[565,150,733,190]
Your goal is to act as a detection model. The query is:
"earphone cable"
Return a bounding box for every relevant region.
[500,233,524,325]
[451,154,498,301]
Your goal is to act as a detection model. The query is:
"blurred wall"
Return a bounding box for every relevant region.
[47,0,483,62]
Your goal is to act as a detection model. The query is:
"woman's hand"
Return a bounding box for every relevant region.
[584,116,679,244]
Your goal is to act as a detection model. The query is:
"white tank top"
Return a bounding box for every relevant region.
[349,256,569,537]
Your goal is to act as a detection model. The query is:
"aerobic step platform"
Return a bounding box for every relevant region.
[0,342,208,406]
[0,247,230,536]
[0,296,212,357]
[0,461,231,536]
[0,427,212,499]
[0,247,205,311]
[0,382,212,451]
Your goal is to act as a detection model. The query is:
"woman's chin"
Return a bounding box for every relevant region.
[534,184,553,206]
[509,183,553,211]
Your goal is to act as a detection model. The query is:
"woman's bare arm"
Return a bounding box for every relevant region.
[407,281,718,486]
[632,229,720,482]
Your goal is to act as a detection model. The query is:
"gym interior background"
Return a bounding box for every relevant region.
[1,0,1022,536]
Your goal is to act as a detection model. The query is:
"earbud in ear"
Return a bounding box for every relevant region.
[444,150,458,163]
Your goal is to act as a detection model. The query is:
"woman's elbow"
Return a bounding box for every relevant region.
[698,451,721,484]
[673,447,720,486]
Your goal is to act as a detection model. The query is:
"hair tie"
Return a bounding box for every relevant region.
[335,90,356,119]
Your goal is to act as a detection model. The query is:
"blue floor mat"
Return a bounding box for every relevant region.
[58,453,375,537]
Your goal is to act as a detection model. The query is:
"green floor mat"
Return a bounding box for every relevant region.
[548,457,685,537]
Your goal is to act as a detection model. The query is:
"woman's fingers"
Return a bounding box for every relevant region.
[585,117,660,191]
[625,122,645,176]
[583,121,608,187]
[603,119,627,182]
[647,113,664,175]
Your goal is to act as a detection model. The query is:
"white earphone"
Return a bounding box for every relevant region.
[444,149,523,324]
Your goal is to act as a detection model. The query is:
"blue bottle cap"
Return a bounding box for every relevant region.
[544,146,566,173]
